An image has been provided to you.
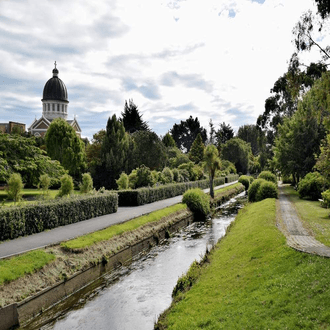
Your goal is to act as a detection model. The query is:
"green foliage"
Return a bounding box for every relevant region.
[0,133,66,188]
[58,174,74,197]
[203,144,221,198]
[215,122,234,146]
[162,132,176,148]
[100,114,130,189]
[237,124,262,156]
[321,189,330,208]
[221,160,237,175]
[189,133,205,164]
[221,138,251,174]
[170,116,207,152]
[128,169,138,189]
[0,192,118,241]
[248,178,266,202]
[297,172,327,200]
[225,174,239,183]
[161,167,174,184]
[0,250,56,285]
[172,168,184,183]
[6,173,24,204]
[116,172,129,190]
[79,173,93,194]
[121,99,149,133]
[39,174,51,196]
[239,175,252,190]
[45,118,87,179]
[258,170,277,184]
[182,188,210,220]
[168,148,190,168]
[135,165,154,188]
[315,133,330,185]
[86,129,105,170]
[256,180,278,201]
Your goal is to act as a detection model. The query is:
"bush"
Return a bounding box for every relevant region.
[248,179,266,202]
[135,165,154,188]
[57,174,74,197]
[297,172,327,201]
[182,188,210,220]
[116,172,129,190]
[6,173,24,204]
[256,181,278,201]
[172,168,183,182]
[161,167,174,184]
[0,192,118,241]
[80,173,93,194]
[321,189,330,208]
[258,171,277,184]
[39,174,51,194]
[239,175,251,190]
[225,174,239,183]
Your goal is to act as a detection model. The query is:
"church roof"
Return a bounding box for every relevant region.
[42,62,69,103]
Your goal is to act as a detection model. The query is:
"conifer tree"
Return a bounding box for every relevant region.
[189,133,205,164]
[121,99,149,133]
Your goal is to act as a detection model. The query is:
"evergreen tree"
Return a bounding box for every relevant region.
[100,114,130,189]
[121,99,149,133]
[162,132,176,148]
[189,133,205,164]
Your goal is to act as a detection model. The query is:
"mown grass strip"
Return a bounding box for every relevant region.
[282,185,330,247]
[61,203,187,250]
[214,182,243,196]
[0,250,56,285]
[156,198,330,329]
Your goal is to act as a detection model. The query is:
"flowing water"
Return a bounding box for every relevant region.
[23,192,246,330]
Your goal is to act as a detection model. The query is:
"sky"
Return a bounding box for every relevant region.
[0,0,326,141]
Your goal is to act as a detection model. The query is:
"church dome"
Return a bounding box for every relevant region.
[42,63,69,103]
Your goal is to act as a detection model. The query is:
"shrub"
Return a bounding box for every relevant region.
[172,168,183,182]
[80,173,93,194]
[239,175,251,190]
[321,189,330,208]
[182,188,210,220]
[57,174,74,197]
[225,174,239,183]
[135,165,154,188]
[128,170,138,189]
[116,172,129,190]
[298,172,327,201]
[5,173,24,204]
[256,181,278,201]
[258,171,277,184]
[248,179,266,202]
[161,167,174,184]
[39,174,51,194]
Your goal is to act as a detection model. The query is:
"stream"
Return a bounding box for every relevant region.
[22,191,246,330]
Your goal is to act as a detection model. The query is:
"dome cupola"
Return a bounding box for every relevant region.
[42,62,69,120]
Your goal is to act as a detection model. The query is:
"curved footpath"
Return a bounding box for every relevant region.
[277,183,330,257]
[0,182,237,260]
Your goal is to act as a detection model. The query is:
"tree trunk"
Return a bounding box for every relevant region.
[210,176,214,199]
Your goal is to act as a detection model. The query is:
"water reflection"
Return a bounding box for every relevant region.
[24,192,246,330]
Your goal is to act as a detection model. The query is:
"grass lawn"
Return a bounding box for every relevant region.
[0,250,56,285]
[282,185,330,247]
[156,198,330,329]
[214,182,243,197]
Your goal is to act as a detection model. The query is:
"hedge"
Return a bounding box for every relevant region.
[225,174,239,183]
[0,192,118,241]
[118,177,229,206]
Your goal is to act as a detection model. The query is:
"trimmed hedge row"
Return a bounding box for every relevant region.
[0,192,118,241]
[225,174,239,183]
[118,177,228,206]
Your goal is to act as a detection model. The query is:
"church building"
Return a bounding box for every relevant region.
[28,62,81,137]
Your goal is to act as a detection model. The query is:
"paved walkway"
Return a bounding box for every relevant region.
[0,182,237,259]
[278,184,330,258]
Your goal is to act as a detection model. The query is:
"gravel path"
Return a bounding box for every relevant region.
[278,184,330,258]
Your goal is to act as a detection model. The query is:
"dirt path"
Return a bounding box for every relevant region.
[277,184,330,258]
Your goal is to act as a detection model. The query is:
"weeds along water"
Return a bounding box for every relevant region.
[22,192,247,330]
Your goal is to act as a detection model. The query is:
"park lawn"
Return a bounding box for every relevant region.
[282,185,330,247]
[61,203,188,250]
[0,250,56,285]
[156,198,330,329]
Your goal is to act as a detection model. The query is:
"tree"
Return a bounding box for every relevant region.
[86,130,106,171]
[170,116,207,152]
[57,174,74,197]
[237,124,261,156]
[215,122,234,148]
[189,133,205,164]
[162,132,176,148]
[208,119,216,145]
[6,173,24,204]
[39,174,51,196]
[79,173,93,193]
[0,133,66,187]
[131,130,167,170]
[221,138,251,174]
[45,118,87,180]
[100,114,130,189]
[315,0,330,19]
[203,145,221,198]
[121,99,149,133]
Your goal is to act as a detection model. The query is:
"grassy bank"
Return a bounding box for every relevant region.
[156,198,330,329]
[282,184,330,247]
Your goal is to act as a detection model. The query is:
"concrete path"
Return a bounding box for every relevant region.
[278,184,330,258]
[0,182,237,259]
